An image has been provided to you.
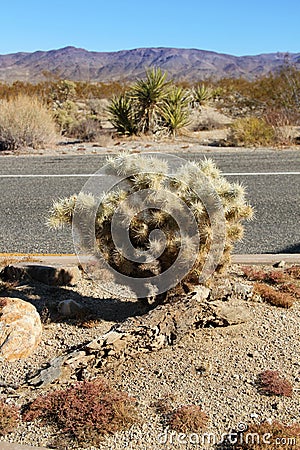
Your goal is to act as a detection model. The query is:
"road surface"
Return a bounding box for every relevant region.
[0,149,299,254]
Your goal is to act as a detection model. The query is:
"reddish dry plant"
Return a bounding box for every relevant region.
[253,282,294,308]
[258,370,293,397]
[279,282,300,300]
[241,267,289,284]
[22,379,138,447]
[233,420,300,449]
[286,265,300,280]
[167,405,209,433]
[0,400,19,435]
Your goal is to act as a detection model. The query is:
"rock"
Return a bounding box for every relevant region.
[211,301,251,325]
[0,297,42,361]
[273,260,285,268]
[57,299,86,318]
[190,285,210,302]
[194,363,211,376]
[234,282,253,298]
[29,355,64,387]
[210,279,233,300]
[103,330,125,345]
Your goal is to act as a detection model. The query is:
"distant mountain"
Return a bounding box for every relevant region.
[0,46,299,83]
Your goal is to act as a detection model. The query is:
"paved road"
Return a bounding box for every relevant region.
[0,149,299,254]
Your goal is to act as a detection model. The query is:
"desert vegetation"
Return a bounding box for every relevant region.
[242,265,300,308]
[22,379,137,447]
[257,370,293,397]
[0,399,19,436]
[232,421,300,449]
[167,405,209,433]
[0,95,57,150]
[0,60,299,148]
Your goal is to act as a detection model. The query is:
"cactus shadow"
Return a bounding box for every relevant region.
[0,269,147,324]
[278,242,300,254]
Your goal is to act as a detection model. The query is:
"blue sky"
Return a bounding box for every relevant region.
[2,0,299,56]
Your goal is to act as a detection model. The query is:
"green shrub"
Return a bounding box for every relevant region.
[228,117,275,147]
[22,379,137,447]
[0,95,57,150]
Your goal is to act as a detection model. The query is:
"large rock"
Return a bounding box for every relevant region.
[0,297,42,361]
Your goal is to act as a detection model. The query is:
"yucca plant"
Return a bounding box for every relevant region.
[48,153,253,302]
[129,67,171,133]
[107,94,138,135]
[192,84,213,108]
[159,86,191,136]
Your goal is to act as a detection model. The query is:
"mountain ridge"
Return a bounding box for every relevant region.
[0,46,299,83]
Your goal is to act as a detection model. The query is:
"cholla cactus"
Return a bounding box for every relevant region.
[49,153,253,294]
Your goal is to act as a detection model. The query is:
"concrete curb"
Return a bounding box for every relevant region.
[1,253,300,266]
[0,443,50,450]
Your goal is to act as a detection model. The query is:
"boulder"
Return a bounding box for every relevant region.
[0,297,42,361]
[57,299,86,318]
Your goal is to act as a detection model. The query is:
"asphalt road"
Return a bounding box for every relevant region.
[0,149,299,254]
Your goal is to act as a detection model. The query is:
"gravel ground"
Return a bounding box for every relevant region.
[0,264,299,449]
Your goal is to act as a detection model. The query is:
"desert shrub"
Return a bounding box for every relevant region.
[242,267,289,284]
[0,95,57,150]
[242,266,300,302]
[0,400,19,435]
[22,379,137,447]
[279,282,300,300]
[264,107,295,146]
[253,282,294,308]
[52,99,79,134]
[167,405,209,433]
[212,62,300,125]
[286,265,300,279]
[48,153,253,298]
[49,79,76,104]
[257,370,293,397]
[232,421,300,449]
[69,117,103,141]
[228,117,275,147]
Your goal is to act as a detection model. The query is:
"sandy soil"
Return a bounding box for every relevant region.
[0,262,299,449]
